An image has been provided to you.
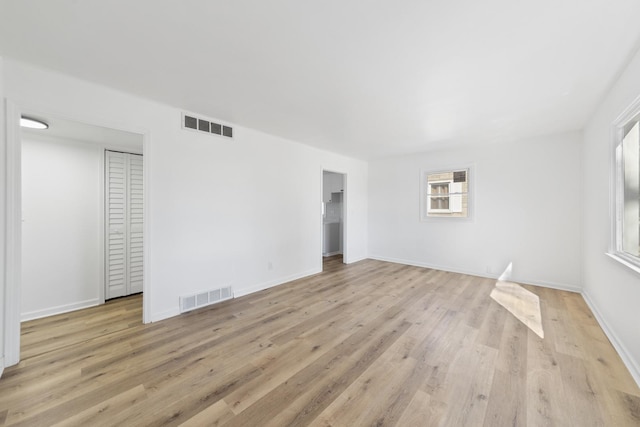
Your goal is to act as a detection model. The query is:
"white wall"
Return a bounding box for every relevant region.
[2,58,368,324]
[21,135,102,320]
[369,132,582,290]
[582,46,640,385]
[0,56,6,373]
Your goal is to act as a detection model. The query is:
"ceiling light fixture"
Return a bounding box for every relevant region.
[20,116,49,130]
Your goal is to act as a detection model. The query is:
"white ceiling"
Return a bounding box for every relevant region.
[2,0,640,159]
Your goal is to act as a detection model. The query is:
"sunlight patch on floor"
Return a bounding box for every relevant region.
[490,263,544,339]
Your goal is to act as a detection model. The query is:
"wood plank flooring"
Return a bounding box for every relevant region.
[1,257,639,426]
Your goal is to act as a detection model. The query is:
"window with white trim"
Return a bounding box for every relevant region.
[421,168,470,220]
[612,99,640,272]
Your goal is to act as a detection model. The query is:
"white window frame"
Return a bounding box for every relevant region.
[420,166,473,221]
[608,94,640,275]
[427,180,453,213]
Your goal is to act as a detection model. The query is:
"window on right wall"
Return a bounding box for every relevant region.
[611,96,640,273]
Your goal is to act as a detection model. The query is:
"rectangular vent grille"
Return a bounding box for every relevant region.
[179,286,233,313]
[453,170,467,183]
[182,113,233,139]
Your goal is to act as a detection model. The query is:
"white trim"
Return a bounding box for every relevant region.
[141,132,151,324]
[19,129,143,154]
[426,179,453,213]
[316,166,326,271]
[233,267,321,299]
[0,357,4,378]
[4,102,154,369]
[609,95,640,273]
[368,255,582,293]
[605,252,640,276]
[343,255,367,265]
[150,307,180,323]
[98,147,106,305]
[21,298,100,322]
[321,168,348,264]
[515,277,582,293]
[4,99,21,366]
[582,290,640,387]
[420,166,474,222]
[319,168,324,272]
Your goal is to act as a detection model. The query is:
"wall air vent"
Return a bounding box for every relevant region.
[179,286,234,314]
[453,171,467,183]
[182,113,233,139]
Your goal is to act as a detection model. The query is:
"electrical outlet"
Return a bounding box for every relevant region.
[268,261,273,271]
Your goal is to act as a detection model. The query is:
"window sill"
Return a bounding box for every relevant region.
[605,252,640,276]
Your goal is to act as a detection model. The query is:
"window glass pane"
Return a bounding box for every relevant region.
[622,121,640,257]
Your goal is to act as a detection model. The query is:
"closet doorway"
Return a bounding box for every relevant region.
[105,150,144,299]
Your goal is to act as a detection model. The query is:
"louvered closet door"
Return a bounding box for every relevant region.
[105,150,143,299]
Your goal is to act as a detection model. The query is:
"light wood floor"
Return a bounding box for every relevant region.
[1,257,639,426]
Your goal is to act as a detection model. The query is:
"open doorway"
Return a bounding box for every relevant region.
[6,107,147,363]
[322,170,345,267]
[21,113,144,320]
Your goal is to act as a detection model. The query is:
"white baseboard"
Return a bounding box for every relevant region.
[368,255,581,293]
[0,357,4,379]
[151,268,322,323]
[233,267,321,299]
[370,254,484,278]
[150,307,181,323]
[21,298,100,322]
[509,276,581,293]
[582,291,640,388]
[344,254,367,265]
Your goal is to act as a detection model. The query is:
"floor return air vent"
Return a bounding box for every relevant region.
[180,286,233,313]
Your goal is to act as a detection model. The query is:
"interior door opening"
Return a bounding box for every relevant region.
[322,170,345,267]
[18,112,144,348]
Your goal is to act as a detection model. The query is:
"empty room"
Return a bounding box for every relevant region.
[1,0,640,426]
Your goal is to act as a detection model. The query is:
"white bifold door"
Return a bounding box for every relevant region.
[106,150,144,300]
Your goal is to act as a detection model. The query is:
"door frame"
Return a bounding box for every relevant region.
[3,99,152,367]
[321,168,347,267]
